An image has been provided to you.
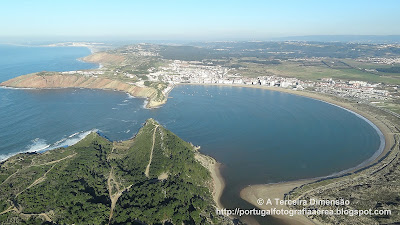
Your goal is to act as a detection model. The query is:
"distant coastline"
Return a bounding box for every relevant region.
[0,59,391,223]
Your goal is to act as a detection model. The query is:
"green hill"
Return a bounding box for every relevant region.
[0,119,230,225]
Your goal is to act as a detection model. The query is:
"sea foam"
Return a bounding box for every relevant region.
[0,130,97,162]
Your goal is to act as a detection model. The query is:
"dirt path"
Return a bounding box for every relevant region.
[107,166,133,224]
[33,153,77,167]
[0,153,77,188]
[0,204,52,222]
[107,167,120,223]
[0,169,20,187]
[0,153,77,222]
[0,206,13,215]
[108,122,159,223]
[20,165,56,196]
[145,124,159,178]
[15,153,77,198]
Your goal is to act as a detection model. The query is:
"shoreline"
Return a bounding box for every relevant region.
[211,162,225,209]
[179,83,393,225]
[229,85,391,225]
[182,83,391,168]
[0,83,163,110]
[1,81,393,220]
[0,128,97,162]
[1,85,224,210]
[194,152,225,209]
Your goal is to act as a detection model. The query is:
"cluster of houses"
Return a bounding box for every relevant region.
[62,59,392,102]
[148,60,391,101]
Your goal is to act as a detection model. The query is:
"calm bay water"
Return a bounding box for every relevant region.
[0,45,381,224]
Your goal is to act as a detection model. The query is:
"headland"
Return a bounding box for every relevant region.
[0,119,234,224]
[0,72,167,109]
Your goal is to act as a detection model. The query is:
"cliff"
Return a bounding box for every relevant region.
[0,73,167,108]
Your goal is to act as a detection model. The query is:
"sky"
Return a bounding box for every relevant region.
[1,0,400,41]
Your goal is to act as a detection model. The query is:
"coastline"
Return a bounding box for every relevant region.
[182,83,391,167]
[0,85,164,110]
[240,180,320,225]
[211,162,225,209]
[1,80,393,221]
[0,74,165,110]
[180,83,393,225]
[194,151,225,209]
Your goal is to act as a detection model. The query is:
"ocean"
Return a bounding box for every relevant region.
[0,44,382,224]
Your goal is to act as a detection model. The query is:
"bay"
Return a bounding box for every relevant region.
[0,45,381,224]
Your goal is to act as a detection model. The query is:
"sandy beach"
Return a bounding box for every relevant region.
[210,162,225,209]
[194,152,225,209]
[240,180,320,225]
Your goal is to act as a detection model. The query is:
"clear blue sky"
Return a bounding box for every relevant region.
[1,0,399,40]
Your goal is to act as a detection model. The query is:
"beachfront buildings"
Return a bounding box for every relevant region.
[147,60,391,102]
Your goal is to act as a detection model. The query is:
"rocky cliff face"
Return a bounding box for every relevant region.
[0,73,166,108]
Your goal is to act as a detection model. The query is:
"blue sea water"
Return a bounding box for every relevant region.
[0,44,96,82]
[0,44,382,224]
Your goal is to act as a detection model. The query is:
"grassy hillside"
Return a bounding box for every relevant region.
[0,119,229,225]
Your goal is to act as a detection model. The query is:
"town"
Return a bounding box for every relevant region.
[62,58,393,104]
[146,60,391,102]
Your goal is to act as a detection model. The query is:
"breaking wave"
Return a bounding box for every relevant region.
[0,129,97,162]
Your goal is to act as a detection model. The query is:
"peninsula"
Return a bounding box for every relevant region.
[1,72,167,108]
[2,41,400,111]
[0,119,233,224]
[0,47,171,108]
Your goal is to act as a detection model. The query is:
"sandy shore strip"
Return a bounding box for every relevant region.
[240,180,320,225]
[211,162,225,209]
[183,83,394,225]
[194,152,225,209]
